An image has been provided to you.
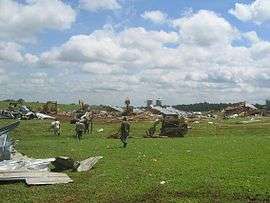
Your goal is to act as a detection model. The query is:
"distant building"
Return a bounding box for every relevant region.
[156,99,162,107]
[146,99,153,109]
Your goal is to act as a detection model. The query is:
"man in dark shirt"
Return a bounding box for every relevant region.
[120,117,130,148]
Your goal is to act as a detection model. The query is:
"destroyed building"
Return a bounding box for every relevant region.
[149,105,192,117]
[223,102,260,118]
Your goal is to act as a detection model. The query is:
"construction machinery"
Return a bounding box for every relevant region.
[160,114,188,137]
[145,113,188,138]
[42,101,58,115]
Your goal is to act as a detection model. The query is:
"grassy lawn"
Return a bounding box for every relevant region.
[0,101,80,112]
[0,118,269,202]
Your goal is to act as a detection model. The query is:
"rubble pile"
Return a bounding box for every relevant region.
[223,102,261,119]
[0,105,55,120]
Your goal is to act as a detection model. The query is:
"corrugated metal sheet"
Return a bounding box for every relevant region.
[150,106,191,117]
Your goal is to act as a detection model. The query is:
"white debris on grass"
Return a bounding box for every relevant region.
[97,128,104,133]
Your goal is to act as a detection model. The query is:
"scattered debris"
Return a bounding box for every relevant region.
[0,171,73,185]
[52,157,78,171]
[52,156,103,172]
[0,121,19,161]
[97,128,104,133]
[0,110,16,119]
[0,122,102,186]
[0,104,55,120]
[36,112,55,120]
[229,114,239,119]
[150,105,192,117]
[77,156,103,172]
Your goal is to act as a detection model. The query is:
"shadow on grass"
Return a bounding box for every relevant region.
[108,186,270,203]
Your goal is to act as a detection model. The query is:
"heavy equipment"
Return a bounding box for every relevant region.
[145,113,188,138]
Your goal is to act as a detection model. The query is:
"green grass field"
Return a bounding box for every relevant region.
[0,101,80,112]
[0,118,269,203]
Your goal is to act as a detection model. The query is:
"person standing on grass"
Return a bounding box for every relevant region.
[82,117,90,134]
[89,112,94,134]
[120,117,130,148]
[83,111,93,134]
[51,118,60,136]
[75,121,85,141]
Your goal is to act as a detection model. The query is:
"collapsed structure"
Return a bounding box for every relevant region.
[0,101,55,120]
[0,122,102,186]
[223,102,260,118]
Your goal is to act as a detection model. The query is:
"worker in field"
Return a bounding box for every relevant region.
[51,118,61,136]
[89,112,94,134]
[81,112,93,134]
[82,117,90,134]
[75,120,85,140]
[120,117,130,148]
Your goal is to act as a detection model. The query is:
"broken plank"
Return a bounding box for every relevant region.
[77,156,103,172]
[0,171,73,185]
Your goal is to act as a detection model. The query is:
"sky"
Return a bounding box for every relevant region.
[0,0,270,106]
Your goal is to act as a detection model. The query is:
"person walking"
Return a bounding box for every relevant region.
[120,117,130,148]
[51,118,60,136]
[75,121,85,141]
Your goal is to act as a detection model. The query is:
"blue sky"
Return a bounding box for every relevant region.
[0,0,270,105]
[33,0,269,52]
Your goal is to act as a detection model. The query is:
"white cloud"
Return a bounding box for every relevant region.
[24,53,39,64]
[41,27,179,69]
[229,0,270,24]
[0,42,24,62]
[0,41,41,65]
[172,10,239,47]
[82,62,125,74]
[0,0,76,42]
[2,9,270,104]
[250,41,270,62]
[141,10,168,24]
[119,27,178,50]
[0,68,8,84]
[79,0,121,12]
[243,31,260,44]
